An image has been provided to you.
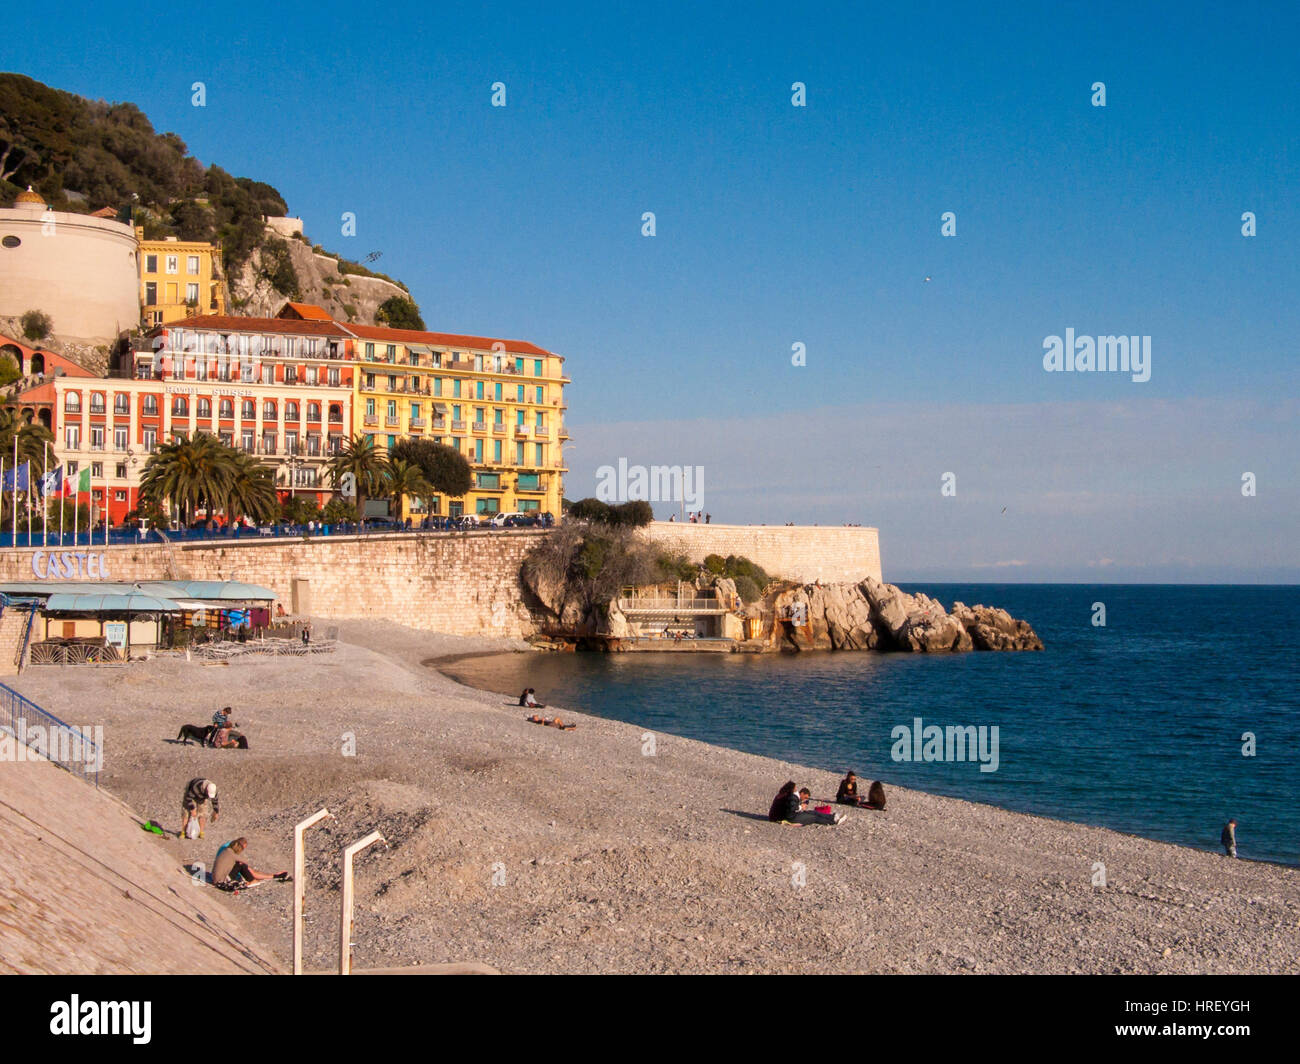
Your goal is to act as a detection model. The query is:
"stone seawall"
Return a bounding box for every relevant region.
[640,522,882,584]
[0,532,548,638]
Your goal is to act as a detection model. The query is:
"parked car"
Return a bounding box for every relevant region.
[491,512,522,528]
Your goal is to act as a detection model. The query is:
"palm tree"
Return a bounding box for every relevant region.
[327,434,387,521]
[224,451,278,527]
[385,457,432,522]
[139,432,236,526]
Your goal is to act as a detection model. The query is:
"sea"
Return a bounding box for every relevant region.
[441,585,1300,866]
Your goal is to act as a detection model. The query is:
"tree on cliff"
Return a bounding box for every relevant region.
[375,296,425,330]
[327,434,388,519]
[389,438,472,499]
[565,497,653,527]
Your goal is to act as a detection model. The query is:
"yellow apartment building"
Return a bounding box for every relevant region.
[137,230,227,327]
[349,323,569,520]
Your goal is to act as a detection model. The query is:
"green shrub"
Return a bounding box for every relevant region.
[703,553,727,574]
[733,575,762,603]
[20,309,51,342]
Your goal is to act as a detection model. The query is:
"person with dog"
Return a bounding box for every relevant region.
[210,838,288,889]
[181,778,220,839]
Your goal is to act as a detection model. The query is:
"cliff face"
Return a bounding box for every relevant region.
[229,233,409,325]
[763,577,1042,653]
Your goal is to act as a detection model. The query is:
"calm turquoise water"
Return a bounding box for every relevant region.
[443,585,1299,866]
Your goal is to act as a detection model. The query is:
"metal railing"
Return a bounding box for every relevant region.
[617,598,730,613]
[0,680,101,787]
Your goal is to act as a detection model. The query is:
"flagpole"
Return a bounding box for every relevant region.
[11,436,16,547]
[74,480,79,548]
[26,467,31,546]
[1,454,5,549]
[59,473,64,546]
[42,440,48,547]
[104,477,109,548]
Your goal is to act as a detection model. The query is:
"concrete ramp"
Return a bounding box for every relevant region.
[0,756,280,975]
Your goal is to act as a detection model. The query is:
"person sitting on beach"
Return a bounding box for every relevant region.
[836,771,861,805]
[518,687,542,708]
[211,706,233,730]
[210,838,289,890]
[181,778,220,839]
[768,781,844,825]
[864,780,887,811]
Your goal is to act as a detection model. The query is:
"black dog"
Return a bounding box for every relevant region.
[176,723,215,746]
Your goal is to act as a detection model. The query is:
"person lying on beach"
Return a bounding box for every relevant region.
[767,781,845,825]
[210,837,290,890]
[210,728,248,750]
[526,714,576,730]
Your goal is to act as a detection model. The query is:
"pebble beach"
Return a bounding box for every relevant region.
[9,619,1298,975]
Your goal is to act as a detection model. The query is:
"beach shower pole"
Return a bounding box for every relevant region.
[292,807,334,975]
[339,830,385,975]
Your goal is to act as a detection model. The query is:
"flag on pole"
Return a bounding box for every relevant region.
[63,467,91,496]
[40,466,62,497]
[2,461,29,493]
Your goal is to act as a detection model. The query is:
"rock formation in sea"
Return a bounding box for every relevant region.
[521,557,1042,653]
[758,576,1042,653]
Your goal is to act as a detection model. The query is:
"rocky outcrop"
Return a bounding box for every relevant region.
[764,577,1040,654]
[950,602,1044,652]
[229,229,409,324]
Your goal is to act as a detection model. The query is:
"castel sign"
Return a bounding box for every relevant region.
[30,550,112,580]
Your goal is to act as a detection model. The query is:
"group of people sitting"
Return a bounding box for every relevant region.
[767,771,887,826]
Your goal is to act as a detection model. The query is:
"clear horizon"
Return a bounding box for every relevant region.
[5,0,1296,581]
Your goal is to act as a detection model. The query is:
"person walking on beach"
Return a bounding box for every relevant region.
[181,778,220,839]
[1221,818,1237,858]
[301,622,311,646]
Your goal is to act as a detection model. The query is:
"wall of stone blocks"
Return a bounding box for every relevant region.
[640,522,883,584]
[0,532,550,638]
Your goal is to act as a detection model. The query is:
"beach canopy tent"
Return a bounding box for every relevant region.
[0,579,279,653]
[43,592,180,613]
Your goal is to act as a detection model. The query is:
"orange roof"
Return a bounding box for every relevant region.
[148,315,350,338]
[89,206,118,219]
[278,302,335,322]
[346,322,554,358]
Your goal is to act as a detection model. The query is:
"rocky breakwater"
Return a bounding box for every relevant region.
[762,577,1042,654]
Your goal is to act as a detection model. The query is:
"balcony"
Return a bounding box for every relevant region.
[363,415,378,427]
[492,423,506,435]
[449,360,474,372]
[431,417,446,430]
[385,416,400,428]
[514,426,531,439]
[451,420,466,432]
[472,421,486,433]
[410,419,425,432]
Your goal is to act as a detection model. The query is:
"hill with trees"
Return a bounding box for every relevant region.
[0,73,420,325]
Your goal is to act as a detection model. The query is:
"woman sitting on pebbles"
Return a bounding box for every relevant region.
[767,781,845,825]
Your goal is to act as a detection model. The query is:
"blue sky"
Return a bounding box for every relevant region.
[5,1,1297,579]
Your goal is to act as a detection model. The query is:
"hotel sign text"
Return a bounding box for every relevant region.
[31,551,112,580]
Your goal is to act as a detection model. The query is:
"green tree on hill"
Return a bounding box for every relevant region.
[375,296,424,330]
